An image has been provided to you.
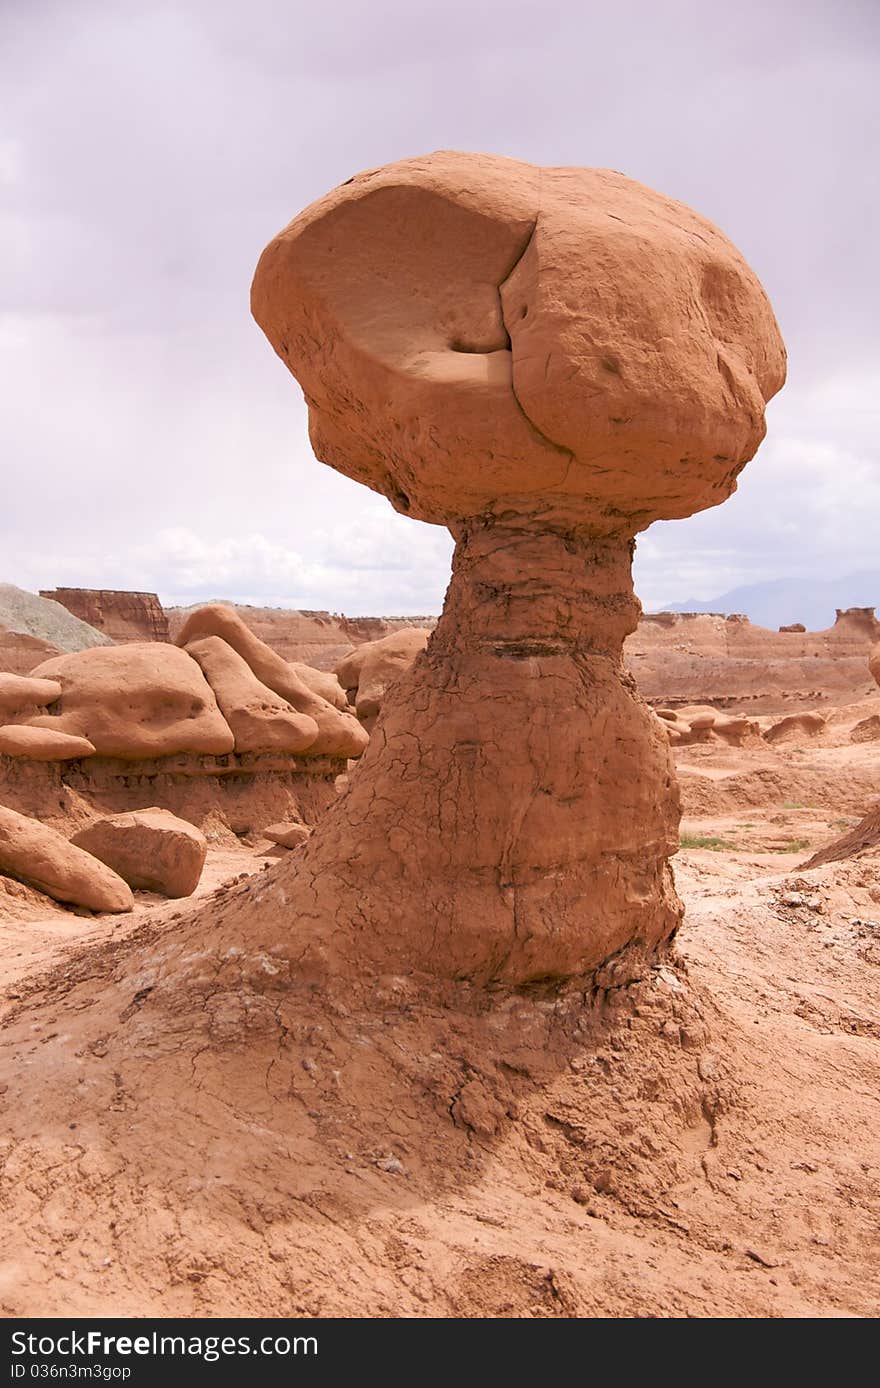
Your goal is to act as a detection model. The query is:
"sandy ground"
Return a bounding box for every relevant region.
[0,696,878,1318]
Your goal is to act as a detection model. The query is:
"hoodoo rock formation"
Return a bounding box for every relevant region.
[241,150,786,984]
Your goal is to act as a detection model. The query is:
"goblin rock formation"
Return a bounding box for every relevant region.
[245,150,786,984]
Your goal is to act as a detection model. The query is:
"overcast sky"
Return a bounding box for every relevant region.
[2,0,878,615]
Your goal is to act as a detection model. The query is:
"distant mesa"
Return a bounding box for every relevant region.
[40,588,170,643]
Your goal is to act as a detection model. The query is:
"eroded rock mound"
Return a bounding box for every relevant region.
[0,804,133,913]
[802,802,880,870]
[28,645,235,759]
[0,673,63,718]
[72,809,208,898]
[764,711,827,743]
[335,627,430,730]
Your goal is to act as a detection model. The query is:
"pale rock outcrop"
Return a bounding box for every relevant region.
[0,804,133,913]
[72,808,208,898]
[336,628,431,730]
[28,645,235,760]
[184,636,318,754]
[175,605,368,759]
[0,726,95,761]
[237,149,786,985]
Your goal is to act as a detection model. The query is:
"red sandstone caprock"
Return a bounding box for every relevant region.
[245,150,785,985]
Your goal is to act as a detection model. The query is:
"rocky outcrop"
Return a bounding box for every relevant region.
[72,809,208,898]
[0,803,133,912]
[0,750,344,839]
[801,801,880,870]
[764,710,827,742]
[626,608,880,713]
[0,673,62,719]
[185,635,319,753]
[167,605,437,670]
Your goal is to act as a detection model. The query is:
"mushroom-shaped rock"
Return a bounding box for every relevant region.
[72,809,208,898]
[244,150,785,985]
[0,673,62,719]
[0,725,96,761]
[27,645,234,760]
[184,636,318,754]
[335,628,431,730]
[174,606,368,759]
[0,805,133,913]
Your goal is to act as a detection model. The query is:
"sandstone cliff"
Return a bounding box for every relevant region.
[41,588,170,642]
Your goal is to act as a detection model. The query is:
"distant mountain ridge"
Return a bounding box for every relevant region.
[663,571,880,631]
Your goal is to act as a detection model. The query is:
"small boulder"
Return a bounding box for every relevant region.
[0,725,96,761]
[263,821,312,849]
[0,804,133,913]
[72,808,208,898]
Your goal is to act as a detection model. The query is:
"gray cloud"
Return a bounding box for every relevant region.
[1,0,878,614]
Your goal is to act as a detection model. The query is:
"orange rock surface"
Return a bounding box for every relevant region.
[72,808,208,898]
[184,634,319,754]
[0,725,96,761]
[28,644,235,760]
[335,627,431,730]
